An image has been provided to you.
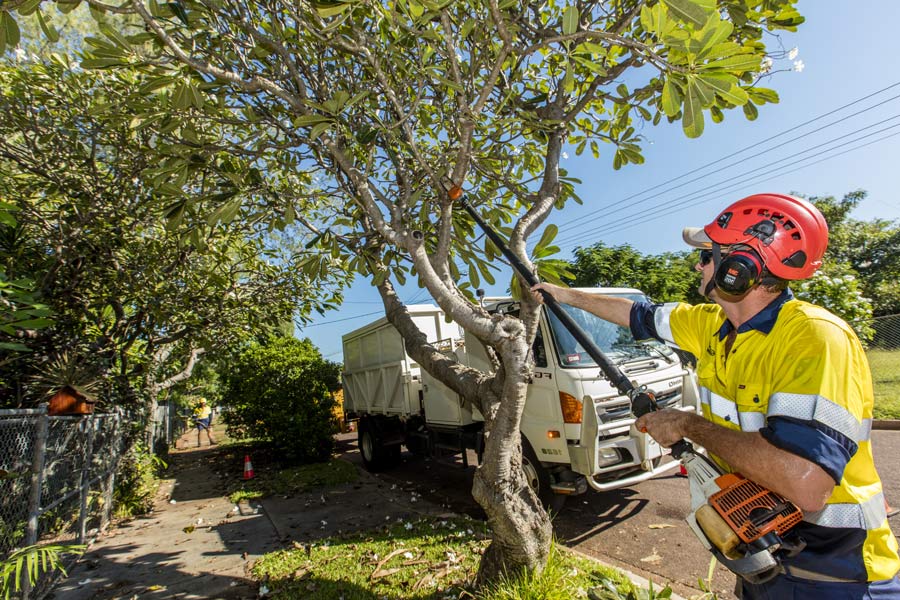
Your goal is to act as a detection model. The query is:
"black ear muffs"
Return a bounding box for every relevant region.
[714,249,764,296]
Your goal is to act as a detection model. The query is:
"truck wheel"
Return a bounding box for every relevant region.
[359,420,387,471]
[521,438,566,512]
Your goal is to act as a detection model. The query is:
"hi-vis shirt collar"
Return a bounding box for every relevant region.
[717,288,793,341]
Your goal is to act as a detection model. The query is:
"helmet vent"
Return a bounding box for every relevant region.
[745,220,776,245]
[782,251,807,268]
[717,212,733,228]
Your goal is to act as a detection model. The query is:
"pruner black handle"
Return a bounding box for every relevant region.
[631,389,693,459]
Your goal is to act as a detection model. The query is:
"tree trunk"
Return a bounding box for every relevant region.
[471,342,552,585]
[377,279,553,587]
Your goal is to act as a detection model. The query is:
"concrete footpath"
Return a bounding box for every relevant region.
[50,444,277,600]
[49,435,468,600]
[49,431,680,600]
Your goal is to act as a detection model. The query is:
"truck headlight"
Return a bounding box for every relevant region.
[598,447,621,467]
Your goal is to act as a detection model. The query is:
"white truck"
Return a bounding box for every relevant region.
[341,288,700,505]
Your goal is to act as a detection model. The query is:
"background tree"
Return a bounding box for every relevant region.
[2,0,805,583]
[218,336,340,463]
[567,241,702,303]
[0,58,351,411]
[807,191,900,317]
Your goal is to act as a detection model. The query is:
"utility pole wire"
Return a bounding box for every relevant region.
[551,81,900,233]
[559,130,900,246]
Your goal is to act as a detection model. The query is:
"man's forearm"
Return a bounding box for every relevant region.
[681,413,834,512]
[535,285,633,328]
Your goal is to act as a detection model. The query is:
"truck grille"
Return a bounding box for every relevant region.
[596,387,682,427]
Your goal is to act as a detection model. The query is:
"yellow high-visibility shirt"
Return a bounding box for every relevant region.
[642,293,899,582]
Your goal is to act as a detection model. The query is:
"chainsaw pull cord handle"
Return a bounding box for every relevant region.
[454,188,658,418]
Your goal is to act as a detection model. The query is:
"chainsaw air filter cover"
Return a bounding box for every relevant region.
[709,473,804,545]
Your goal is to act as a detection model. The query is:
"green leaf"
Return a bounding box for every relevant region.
[661,78,682,117]
[10,318,53,329]
[743,101,759,121]
[57,0,82,14]
[207,199,242,225]
[688,75,715,107]
[79,57,126,69]
[99,22,132,49]
[1,11,21,51]
[534,224,558,253]
[747,86,779,105]
[710,104,724,123]
[0,342,32,352]
[172,82,192,109]
[701,53,763,72]
[35,10,59,43]
[313,1,353,18]
[562,5,578,35]
[167,2,190,27]
[699,74,748,106]
[0,212,16,227]
[662,0,711,28]
[682,81,704,138]
[293,114,329,127]
[310,121,331,140]
[640,4,668,36]
[571,55,607,76]
[139,76,174,95]
[17,0,42,15]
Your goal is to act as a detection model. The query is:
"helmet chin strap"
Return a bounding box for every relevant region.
[703,243,722,298]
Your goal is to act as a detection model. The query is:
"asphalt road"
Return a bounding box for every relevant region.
[339,428,900,599]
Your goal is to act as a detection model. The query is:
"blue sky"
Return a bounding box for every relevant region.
[301,1,900,362]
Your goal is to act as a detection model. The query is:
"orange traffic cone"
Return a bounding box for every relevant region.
[243,455,255,480]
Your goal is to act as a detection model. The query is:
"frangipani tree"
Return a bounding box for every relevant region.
[3,0,804,583]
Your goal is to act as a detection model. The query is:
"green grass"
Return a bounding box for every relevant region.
[228,457,358,504]
[869,348,900,419]
[252,516,636,600]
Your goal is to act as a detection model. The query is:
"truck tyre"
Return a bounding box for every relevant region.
[522,438,566,513]
[359,419,389,471]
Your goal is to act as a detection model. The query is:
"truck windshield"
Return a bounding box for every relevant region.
[545,294,676,368]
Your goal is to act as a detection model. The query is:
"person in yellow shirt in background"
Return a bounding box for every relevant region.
[193,397,217,447]
[533,193,899,599]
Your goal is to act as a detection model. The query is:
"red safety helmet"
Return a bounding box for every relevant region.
[683,193,828,280]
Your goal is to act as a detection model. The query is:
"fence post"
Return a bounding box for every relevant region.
[22,404,49,599]
[77,416,97,544]
[100,411,121,532]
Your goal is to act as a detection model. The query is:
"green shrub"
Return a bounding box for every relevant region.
[219,336,339,464]
[113,442,167,518]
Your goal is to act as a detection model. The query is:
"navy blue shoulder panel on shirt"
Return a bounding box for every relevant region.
[629,301,664,343]
[760,416,857,485]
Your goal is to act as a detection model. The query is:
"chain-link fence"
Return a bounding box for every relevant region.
[855,314,900,416]
[0,407,124,599]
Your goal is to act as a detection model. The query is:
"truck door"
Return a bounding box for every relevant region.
[521,321,569,464]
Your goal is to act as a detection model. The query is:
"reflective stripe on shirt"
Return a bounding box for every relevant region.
[768,392,868,442]
[653,303,678,344]
[805,492,887,530]
[699,388,766,432]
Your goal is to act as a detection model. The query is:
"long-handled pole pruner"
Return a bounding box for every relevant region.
[451,186,664,425]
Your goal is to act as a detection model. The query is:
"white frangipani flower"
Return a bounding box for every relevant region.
[760,56,774,73]
[788,47,799,60]
[793,59,805,73]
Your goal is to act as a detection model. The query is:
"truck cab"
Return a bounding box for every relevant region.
[462,289,699,500]
[342,289,699,505]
